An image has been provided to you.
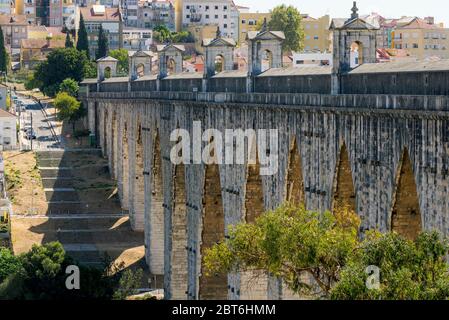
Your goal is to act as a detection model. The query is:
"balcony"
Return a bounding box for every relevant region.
[190,13,201,23]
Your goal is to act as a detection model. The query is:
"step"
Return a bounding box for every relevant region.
[45,191,80,201]
[40,169,73,178]
[37,159,70,168]
[51,229,143,244]
[22,215,131,231]
[41,178,74,189]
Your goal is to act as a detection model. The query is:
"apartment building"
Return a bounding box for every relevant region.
[49,0,62,26]
[181,0,239,41]
[302,14,331,53]
[62,0,76,29]
[137,0,175,30]
[77,5,123,57]
[0,14,28,53]
[393,17,449,60]
[239,12,271,44]
[123,27,152,50]
[20,38,65,69]
[123,0,138,27]
[0,0,12,15]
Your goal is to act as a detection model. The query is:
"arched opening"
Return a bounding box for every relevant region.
[167,57,176,75]
[261,49,273,72]
[240,151,268,300]
[148,130,164,275]
[104,66,112,79]
[170,162,188,299]
[199,163,227,300]
[214,54,225,74]
[391,148,422,240]
[332,142,356,213]
[122,121,130,210]
[350,41,363,68]
[285,136,305,205]
[132,122,145,231]
[111,111,118,180]
[136,63,145,78]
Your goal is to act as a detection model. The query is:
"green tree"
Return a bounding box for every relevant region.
[96,25,109,60]
[76,13,89,58]
[331,231,449,300]
[109,48,129,75]
[113,268,144,300]
[153,25,172,43]
[266,5,305,52]
[0,25,7,76]
[34,48,90,96]
[24,72,42,90]
[0,248,21,283]
[65,32,73,48]
[54,91,83,132]
[204,204,361,298]
[59,78,79,97]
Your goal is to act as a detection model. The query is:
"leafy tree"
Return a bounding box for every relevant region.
[0,25,7,75]
[204,204,360,297]
[59,78,79,97]
[54,91,83,132]
[331,231,449,300]
[113,268,144,300]
[65,32,73,48]
[96,25,109,60]
[76,13,89,58]
[24,72,42,90]
[266,5,304,52]
[109,48,129,75]
[34,48,90,96]
[0,248,21,283]
[153,25,172,43]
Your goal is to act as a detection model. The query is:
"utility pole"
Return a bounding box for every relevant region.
[30,112,33,151]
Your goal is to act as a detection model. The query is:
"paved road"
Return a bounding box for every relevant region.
[13,95,62,151]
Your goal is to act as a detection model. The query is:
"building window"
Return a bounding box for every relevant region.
[214,15,218,19]
[215,5,218,9]
[413,43,418,48]
[186,5,189,9]
[224,14,227,18]
[314,36,319,40]
[241,19,246,24]
[205,5,209,10]
[205,15,209,19]
[223,23,227,28]
[224,5,227,10]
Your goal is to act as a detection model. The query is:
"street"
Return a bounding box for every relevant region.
[13,95,62,151]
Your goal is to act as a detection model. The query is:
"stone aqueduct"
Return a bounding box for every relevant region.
[80,6,449,299]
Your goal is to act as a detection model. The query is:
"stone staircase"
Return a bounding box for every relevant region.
[11,149,145,270]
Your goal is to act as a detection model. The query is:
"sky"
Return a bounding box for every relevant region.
[236,0,449,27]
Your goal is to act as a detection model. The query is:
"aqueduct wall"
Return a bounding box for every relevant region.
[82,90,449,300]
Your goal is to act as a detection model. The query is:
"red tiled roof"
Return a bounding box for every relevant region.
[21,39,65,49]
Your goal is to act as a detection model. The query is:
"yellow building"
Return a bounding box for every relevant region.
[15,0,23,14]
[393,18,449,60]
[188,24,218,53]
[175,0,183,32]
[302,14,331,52]
[239,12,271,44]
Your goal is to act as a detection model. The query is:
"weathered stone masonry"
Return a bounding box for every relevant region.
[83,92,449,300]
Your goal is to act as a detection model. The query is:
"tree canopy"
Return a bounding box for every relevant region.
[204,203,449,300]
[96,25,109,60]
[76,13,89,58]
[34,48,91,96]
[0,25,7,75]
[266,5,305,52]
[65,32,73,48]
[109,49,128,75]
[59,78,79,97]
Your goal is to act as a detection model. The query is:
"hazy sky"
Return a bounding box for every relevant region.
[236,0,449,27]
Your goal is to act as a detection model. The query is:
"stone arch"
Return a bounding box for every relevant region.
[332,142,356,213]
[122,121,130,210]
[214,54,225,74]
[148,129,164,275]
[285,136,305,205]
[136,63,145,78]
[111,110,118,180]
[167,57,177,75]
[240,151,268,299]
[199,163,227,300]
[261,49,273,72]
[390,148,422,240]
[350,41,363,68]
[132,121,145,231]
[170,162,188,299]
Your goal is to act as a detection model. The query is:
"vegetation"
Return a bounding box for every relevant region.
[0,25,7,75]
[65,32,73,48]
[54,92,85,133]
[204,203,449,300]
[96,25,109,60]
[59,78,79,97]
[34,48,92,96]
[265,5,305,52]
[0,242,145,300]
[76,13,89,58]
[113,268,143,300]
[109,49,129,75]
[153,25,194,43]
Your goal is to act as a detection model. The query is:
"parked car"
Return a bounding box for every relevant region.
[25,130,36,140]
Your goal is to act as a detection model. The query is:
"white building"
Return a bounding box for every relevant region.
[293,52,333,67]
[123,28,153,50]
[182,0,239,41]
[0,85,6,110]
[0,109,17,150]
[0,0,11,15]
